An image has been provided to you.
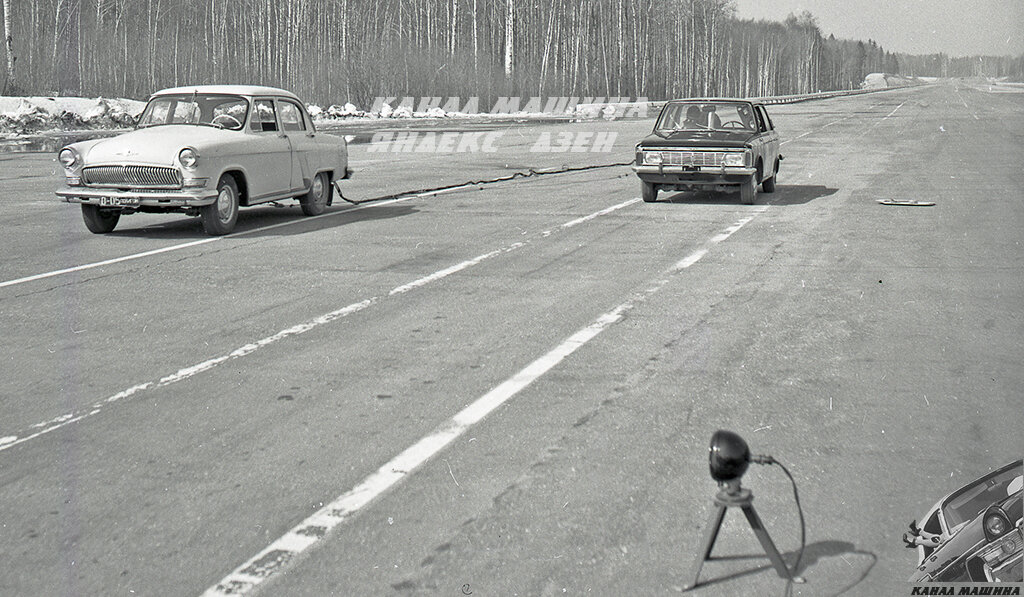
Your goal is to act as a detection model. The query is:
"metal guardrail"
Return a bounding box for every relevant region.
[575,82,927,116]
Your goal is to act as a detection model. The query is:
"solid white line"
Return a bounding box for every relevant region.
[202,211,762,596]
[0,238,220,289]
[0,196,417,291]
[0,199,639,454]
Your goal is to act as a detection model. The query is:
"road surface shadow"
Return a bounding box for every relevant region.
[688,540,876,596]
[237,202,419,237]
[104,203,419,239]
[659,184,838,206]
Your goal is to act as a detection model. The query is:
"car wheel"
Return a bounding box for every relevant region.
[641,180,658,203]
[81,204,120,234]
[740,174,757,205]
[201,175,239,236]
[762,159,778,193]
[300,172,331,216]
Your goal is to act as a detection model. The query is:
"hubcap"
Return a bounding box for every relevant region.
[312,176,324,204]
[217,186,234,221]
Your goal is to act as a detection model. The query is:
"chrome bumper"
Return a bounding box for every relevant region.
[633,165,756,176]
[57,186,219,208]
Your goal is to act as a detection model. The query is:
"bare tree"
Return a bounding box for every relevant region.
[2,0,14,93]
[53,0,81,95]
[503,0,513,78]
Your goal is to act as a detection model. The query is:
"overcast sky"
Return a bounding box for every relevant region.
[732,0,1024,57]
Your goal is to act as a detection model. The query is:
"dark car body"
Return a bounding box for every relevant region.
[633,98,781,204]
[909,460,1024,583]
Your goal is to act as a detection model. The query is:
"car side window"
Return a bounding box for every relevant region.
[921,510,943,557]
[250,99,279,132]
[278,100,307,132]
[753,107,767,133]
[761,107,775,131]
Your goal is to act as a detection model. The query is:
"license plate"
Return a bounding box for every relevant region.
[98,196,140,207]
[681,165,699,172]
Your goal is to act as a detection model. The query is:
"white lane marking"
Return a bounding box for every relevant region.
[389,245,522,296]
[558,198,641,230]
[780,100,890,146]
[0,238,220,289]
[389,198,637,295]
[202,209,764,596]
[0,199,640,454]
[0,195,416,290]
[882,102,905,120]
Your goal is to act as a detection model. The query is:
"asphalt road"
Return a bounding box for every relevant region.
[1,81,1022,597]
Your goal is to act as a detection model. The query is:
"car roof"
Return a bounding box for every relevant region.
[666,98,759,105]
[151,85,302,101]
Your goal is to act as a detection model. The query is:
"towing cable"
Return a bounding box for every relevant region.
[333,160,635,205]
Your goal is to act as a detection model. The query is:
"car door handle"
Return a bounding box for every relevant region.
[306,133,315,138]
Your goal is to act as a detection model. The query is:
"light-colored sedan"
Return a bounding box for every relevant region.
[56,85,350,235]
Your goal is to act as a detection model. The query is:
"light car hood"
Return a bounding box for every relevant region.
[83,125,237,166]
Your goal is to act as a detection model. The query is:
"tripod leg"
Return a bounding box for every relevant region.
[683,505,728,591]
[741,504,795,581]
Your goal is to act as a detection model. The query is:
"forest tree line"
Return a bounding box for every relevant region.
[2,0,1023,106]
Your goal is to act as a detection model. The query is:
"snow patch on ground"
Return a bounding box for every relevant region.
[0,96,146,135]
[861,73,920,89]
[0,94,584,136]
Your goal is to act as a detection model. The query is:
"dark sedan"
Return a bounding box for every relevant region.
[633,99,781,204]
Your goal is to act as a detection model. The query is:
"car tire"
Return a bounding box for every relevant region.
[740,174,757,205]
[300,172,331,216]
[762,159,778,193]
[81,204,120,234]
[201,174,240,236]
[641,181,658,203]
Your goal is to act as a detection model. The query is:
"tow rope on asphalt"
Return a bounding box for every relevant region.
[333,160,635,205]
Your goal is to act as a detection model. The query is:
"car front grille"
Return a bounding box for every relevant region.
[83,166,183,188]
[660,151,725,167]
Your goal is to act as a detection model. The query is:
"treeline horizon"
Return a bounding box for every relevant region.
[2,0,1022,106]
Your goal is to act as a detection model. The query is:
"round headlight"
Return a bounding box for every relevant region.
[985,514,1008,537]
[59,148,78,169]
[179,148,199,169]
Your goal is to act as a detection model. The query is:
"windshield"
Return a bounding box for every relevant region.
[656,101,756,132]
[942,464,1023,529]
[138,94,249,130]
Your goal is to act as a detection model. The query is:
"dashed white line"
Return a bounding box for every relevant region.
[781,100,893,146]
[0,198,641,454]
[202,209,765,596]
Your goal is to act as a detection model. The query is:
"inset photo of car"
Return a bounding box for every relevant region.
[905,459,1023,583]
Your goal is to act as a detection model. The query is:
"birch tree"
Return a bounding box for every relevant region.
[2,0,14,92]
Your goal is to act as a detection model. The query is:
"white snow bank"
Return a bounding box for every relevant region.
[0,96,145,134]
[861,73,919,89]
